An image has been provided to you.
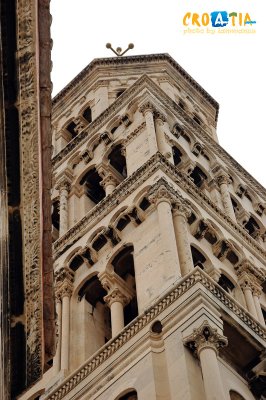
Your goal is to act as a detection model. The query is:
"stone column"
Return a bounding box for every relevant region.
[54,295,62,374]
[154,111,172,159]
[55,267,74,373]
[140,102,158,156]
[99,270,134,337]
[183,321,228,400]
[235,260,265,324]
[253,287,265,326]
[173,201,194,276]
[240,279,258,318]
[149,183,181,278]
[216,174,236,222]
[56,179,71,236]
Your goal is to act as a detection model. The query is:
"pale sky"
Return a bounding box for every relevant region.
[50,0,266,188]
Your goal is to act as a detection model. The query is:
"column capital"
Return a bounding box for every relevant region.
[148,184,175,206]
[183,320,228,357]
[154,110,167,123]
[212,165,231,185]
[139,101,157,115]
[216,174,231,187]
[100,174,119,189]
[173,200,191,219]
[73,117,86,134]
[55,267,74,299]
[99,270,134,307]
[55,169,73,191]
[235,259,265,290]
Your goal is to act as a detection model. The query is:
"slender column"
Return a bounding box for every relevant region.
[99,270,134,337]
[253,287,265,326]
[106,289,127,337]
[54,296,62,373]
[149,184,181,278]
[55,267,74,373]
[173,201,194,276]
[57,179,71,236]
[140,102,157,155]
[235,260,266,324]
[183,321,228,400]
[241,280,258,318]
[154,111,172,158]
[216,174,236,222]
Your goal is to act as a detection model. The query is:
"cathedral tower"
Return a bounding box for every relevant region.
[20,54,266,400]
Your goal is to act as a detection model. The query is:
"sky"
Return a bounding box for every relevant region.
[50,0,266,188]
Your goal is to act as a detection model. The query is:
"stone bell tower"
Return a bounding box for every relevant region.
[20,54,266,400]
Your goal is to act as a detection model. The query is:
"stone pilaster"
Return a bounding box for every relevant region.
[154,111,172,160]
[214,169,236,221]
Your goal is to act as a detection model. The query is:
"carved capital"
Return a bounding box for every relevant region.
[154,110,167,123]
[100,174,119,189]
[55,169,73,192]
[148,184,175,206]
[139,101,156,115]
[183,321,228,357]
[99,270,134,308]
[173,200,191,219]
[216,174,231,187]
[235,259,266,287]
[55,267,74,299]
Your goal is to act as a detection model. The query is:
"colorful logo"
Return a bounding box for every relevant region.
[183,11,256,28]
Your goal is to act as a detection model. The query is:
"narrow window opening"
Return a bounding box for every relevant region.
[172,146,182,166]
[191,246,206,269]
[190,166,207,188]
[82,106,92,123]
[80,168,105,204]
[69,254,84,272]
[244,216,260,237]
[92,234,107,251]
[108,144,127,177]
[116,215,131,231]
[139,197,151,211]
[66,121,77,139]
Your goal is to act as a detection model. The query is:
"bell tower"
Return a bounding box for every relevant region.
[20,54,266,400]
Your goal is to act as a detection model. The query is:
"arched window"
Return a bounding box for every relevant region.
[82,106,92,124]
[79,168,105,204]
[112,246,138,326]
[229,390,246,400]
[118,390,138,400]
[69,254,84,272]
[108,144,127,178]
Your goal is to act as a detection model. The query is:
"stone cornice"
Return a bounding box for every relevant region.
[53,153,266,265]
[52,53,219,110]
[52,73,266,201]
[44,268,266,400]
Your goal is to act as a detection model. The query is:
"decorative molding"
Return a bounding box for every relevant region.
[44,268,265,400]
[16,0,45,385]
[183,320,228,356]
